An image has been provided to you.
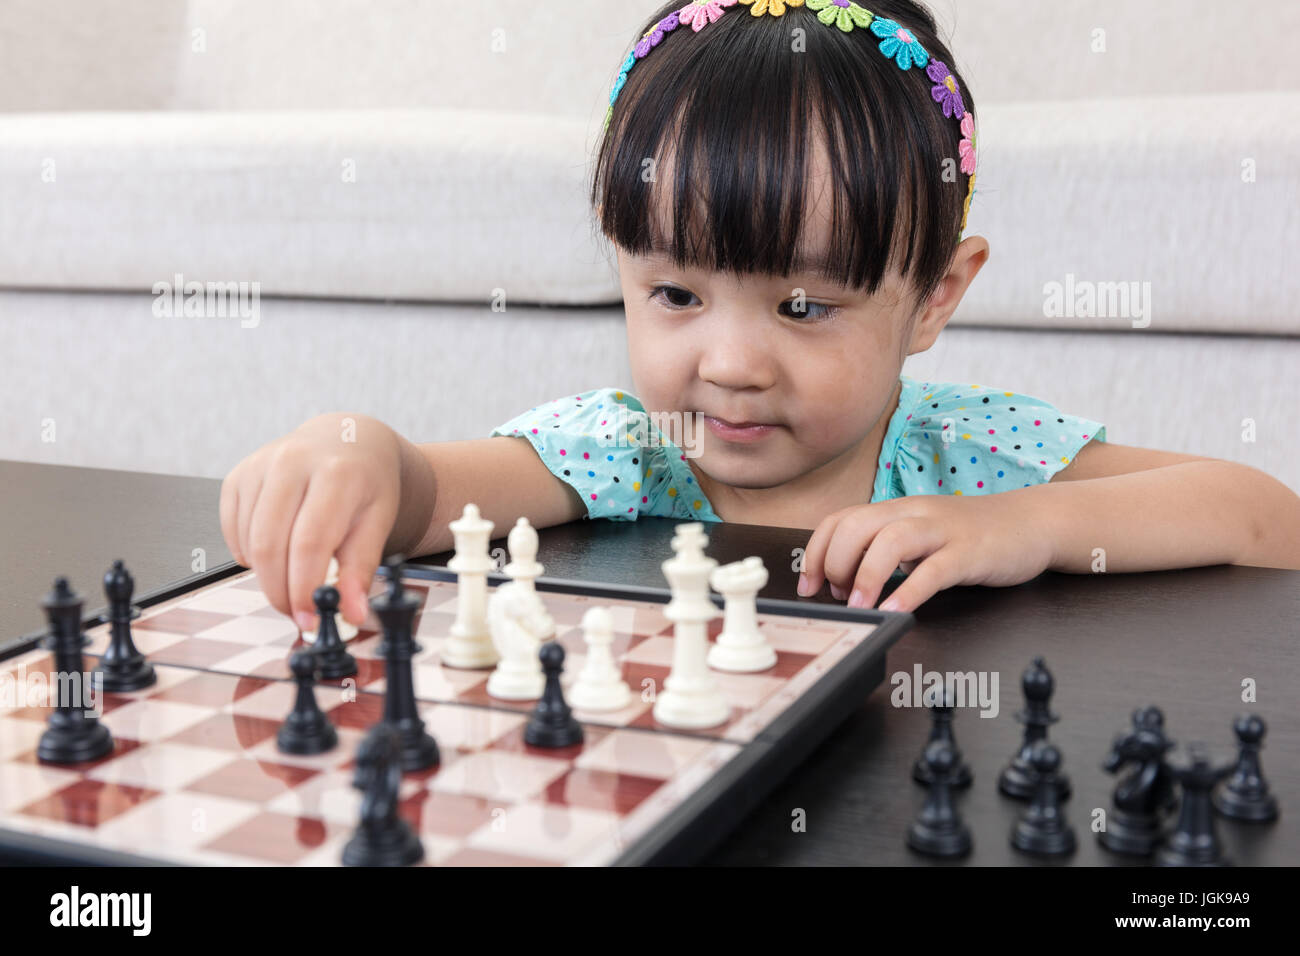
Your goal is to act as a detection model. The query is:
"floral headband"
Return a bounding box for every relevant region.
[605,0,977,235]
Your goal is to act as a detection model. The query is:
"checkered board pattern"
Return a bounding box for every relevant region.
[0,565,904,866]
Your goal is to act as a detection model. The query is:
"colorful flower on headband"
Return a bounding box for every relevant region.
[869,16,928,70]
[678,0,738,32]
[609,50,635,105]
[806,0,872,32]
[959,112,976,175]
[636,13,681,57]
[926,59,964,120]
[739,0,806,15]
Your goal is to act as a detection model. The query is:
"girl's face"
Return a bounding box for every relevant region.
[617,240,916,499]
[609,135,986,522]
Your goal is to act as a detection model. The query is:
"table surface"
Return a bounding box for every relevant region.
[3,458,1296,865]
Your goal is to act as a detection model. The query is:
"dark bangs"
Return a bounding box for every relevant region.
[591,0,974,308]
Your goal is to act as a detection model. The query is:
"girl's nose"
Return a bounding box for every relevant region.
[695,311,777,391]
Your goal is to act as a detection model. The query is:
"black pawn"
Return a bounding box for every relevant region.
[1213,713,1278,823]
[93,560,156,692]
[277,650,338,755]
[1157,743,1233,867]
[342,724,424,867]
[1098,705,1176,856]
[906,740,972,858]
[372,555,439,772]
[311,585,357,680]
[1011,741,1076,856]
[998,657,1070,801]
[525,642,584,749]
[37,578,114,764]
[913,687,972,788]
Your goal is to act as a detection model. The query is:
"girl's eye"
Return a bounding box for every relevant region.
[648,285,699,310]
[647,285,840,322]
[779,300,839,322]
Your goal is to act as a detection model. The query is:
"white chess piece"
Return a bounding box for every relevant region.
[485,580,547,700]
[443,503,499,668]
[707,556,776,673]
[503,517,555,642]
[301,556,360,644]
[653,523,730,729]
[569,607,632,711]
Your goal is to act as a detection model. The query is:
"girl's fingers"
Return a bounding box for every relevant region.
[244,468,309,617]
[820,507,897,589]
[845,518,944,608]
[219,472,244,567]
[798,508,856,596]
[334,499,398,627]
[236,468,266,578]
[284,473,368,630]
[875,547,962,613]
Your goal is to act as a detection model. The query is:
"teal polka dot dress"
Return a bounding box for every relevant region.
[873,377,1106,500]
[489,376,1107,521]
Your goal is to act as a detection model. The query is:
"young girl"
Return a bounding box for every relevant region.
[220,0,1300,633]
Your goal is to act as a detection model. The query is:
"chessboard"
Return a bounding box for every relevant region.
[0,559,910,866]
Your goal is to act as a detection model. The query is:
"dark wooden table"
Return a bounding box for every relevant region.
[3,459,1295,865]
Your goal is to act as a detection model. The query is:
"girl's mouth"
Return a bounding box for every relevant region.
[703,416,777,443]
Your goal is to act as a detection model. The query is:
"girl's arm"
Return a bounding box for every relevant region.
[389,435,587,559]
[1037,442,1300,571]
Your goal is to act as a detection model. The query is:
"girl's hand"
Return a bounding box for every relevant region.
[219,413,405,632]
[796,492,1055,613]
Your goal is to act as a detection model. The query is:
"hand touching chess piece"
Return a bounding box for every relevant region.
[219,412,427,634]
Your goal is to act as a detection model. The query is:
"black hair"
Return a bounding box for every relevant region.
[590,0,975,313]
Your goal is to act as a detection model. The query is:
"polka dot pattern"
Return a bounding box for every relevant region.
[490,378,1107,524]
[488,387,722,523]
[876,376,1108,500]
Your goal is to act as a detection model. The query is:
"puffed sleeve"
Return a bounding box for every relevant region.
[488,387,721,521]
[890,381,1107,496]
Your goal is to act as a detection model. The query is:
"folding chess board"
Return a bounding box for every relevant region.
[0,563,910,866]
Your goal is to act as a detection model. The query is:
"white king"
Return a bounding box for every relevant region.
[443,504,498,668]
[653,523,729,729]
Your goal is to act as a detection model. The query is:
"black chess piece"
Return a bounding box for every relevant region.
[913,685,972,788]
[342,723,424,867]
[524,642,584,748]
[1098,705,1176,856]
[906,740,972,858]
[1011,741,1076,856]
[36,578,114,764]
[92,560,156,692]
[311,585,358,680]
[1134,705,1179,813]
[1213,713,1279,823]
[998,657,1070,801]
[277,650,338,754]
[1156,743,1234,867]
[372,555,439,772]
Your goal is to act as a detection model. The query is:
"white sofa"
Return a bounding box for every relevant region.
[1,0,1297,491]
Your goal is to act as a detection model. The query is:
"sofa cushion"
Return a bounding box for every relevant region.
[1,93,1296,334]
[0,108,618,305]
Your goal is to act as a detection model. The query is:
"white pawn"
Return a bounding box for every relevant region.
[443,503,499,668]
[301,556,360,644]
[707,556,775,673]
[503,517,555,642]
[485,580,547,700]
[569,607,631,711]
